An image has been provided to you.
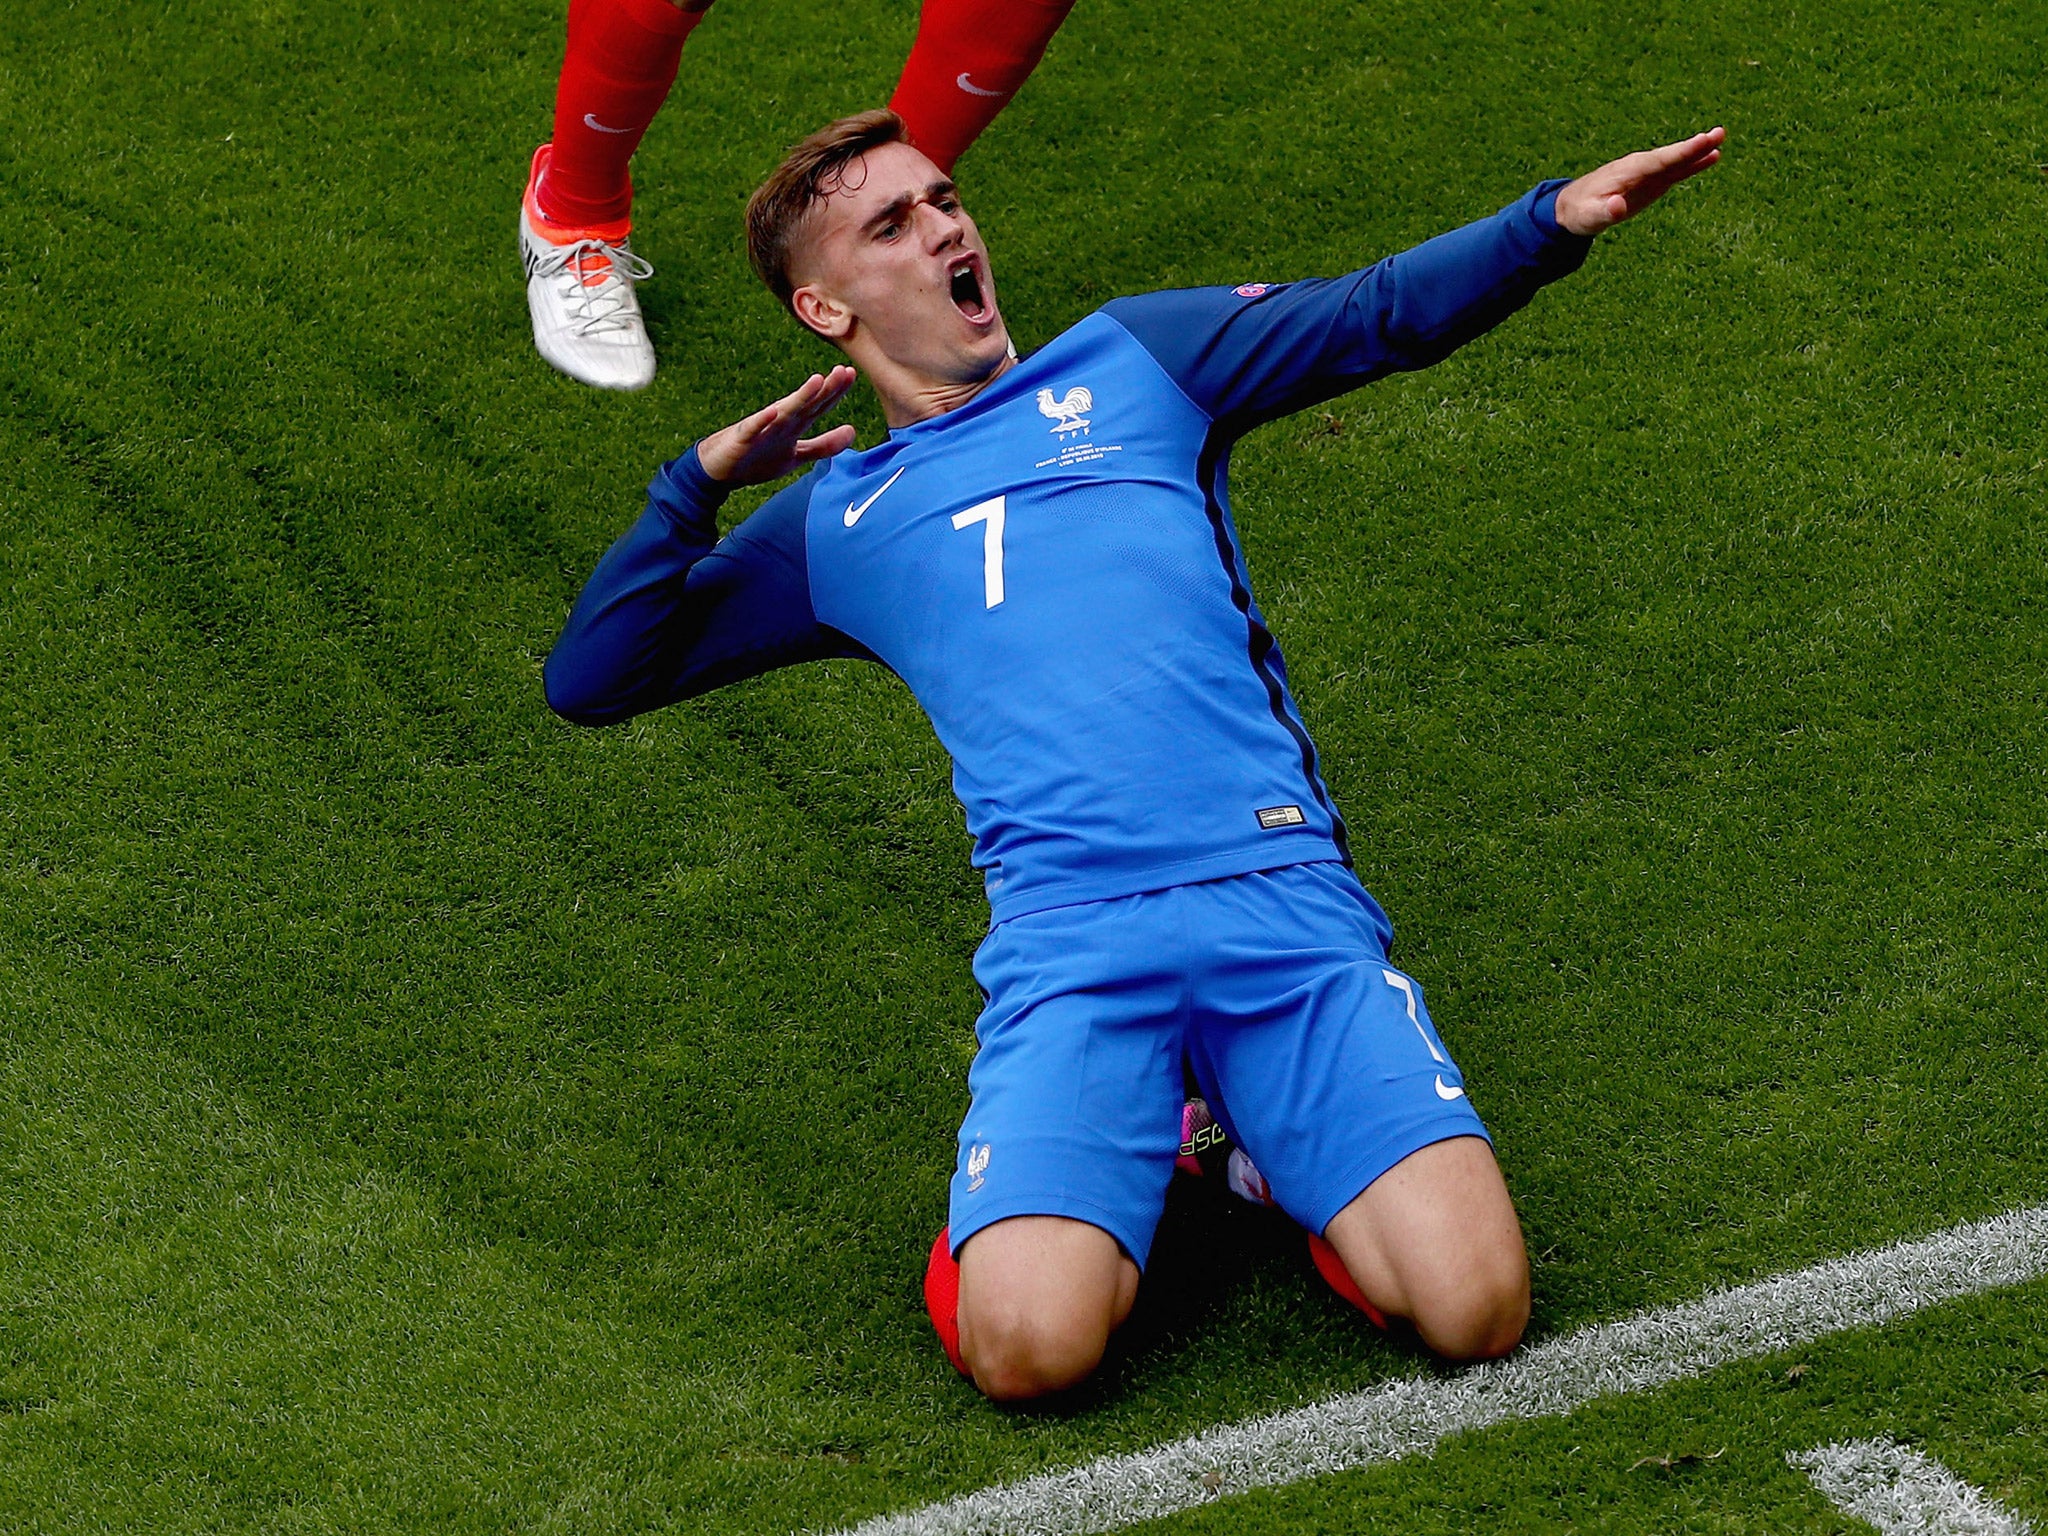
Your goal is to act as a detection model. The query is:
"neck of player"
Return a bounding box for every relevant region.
[844,331,1019,430]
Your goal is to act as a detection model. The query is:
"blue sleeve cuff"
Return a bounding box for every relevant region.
[1529,177,1591,248]
[648,443,736,538]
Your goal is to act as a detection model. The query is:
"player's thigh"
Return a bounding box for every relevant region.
[1187,861,1494,1239]
[948,889,1189,1272]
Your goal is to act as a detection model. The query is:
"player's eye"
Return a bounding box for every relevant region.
[877,221,902,241]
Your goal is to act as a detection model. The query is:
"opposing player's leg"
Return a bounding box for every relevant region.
[1186,861,1530,1361]
[887,0,1077,173]
[1320,1135,1529,1359]
[933,887,1190,1400]
[522,0,709,388]
[543,0,707,227]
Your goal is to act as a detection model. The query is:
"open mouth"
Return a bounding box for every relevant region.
[948,258,991,323]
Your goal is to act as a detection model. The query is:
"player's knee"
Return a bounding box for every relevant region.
[1412,1243,1530,1362]
[960,1303,1108,1402]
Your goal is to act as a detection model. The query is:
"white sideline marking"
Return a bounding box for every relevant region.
[824,1204,2048,1536]
[1791,1439,2035,1536]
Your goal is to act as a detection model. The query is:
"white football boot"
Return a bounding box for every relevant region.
[520,145,657,392]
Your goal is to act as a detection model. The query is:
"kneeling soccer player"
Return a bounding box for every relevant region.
[545,111,1722,1399]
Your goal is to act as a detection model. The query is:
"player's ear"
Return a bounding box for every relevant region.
[791,284,853,342]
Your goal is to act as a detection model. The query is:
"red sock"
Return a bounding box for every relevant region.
[540,0,704,228]
[924,1227,970,1376]
[887,0,1076,174]
[1308,1233,1390,1331]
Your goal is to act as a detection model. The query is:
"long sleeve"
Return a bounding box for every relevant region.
[543,447,870,726]
[1102,179,1592,432]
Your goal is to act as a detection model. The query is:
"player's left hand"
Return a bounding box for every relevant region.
[1553,127,1725,237]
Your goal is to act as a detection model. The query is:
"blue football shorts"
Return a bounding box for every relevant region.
[946,859,1490,1266]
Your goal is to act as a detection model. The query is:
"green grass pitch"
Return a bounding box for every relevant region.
[2,0,2045,1529]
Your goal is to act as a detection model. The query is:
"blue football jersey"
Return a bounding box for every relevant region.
[547,181,1590,921]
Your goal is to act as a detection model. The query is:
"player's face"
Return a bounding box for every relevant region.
[790,141,1010,386]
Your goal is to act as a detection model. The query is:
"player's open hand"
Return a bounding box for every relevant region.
[698,365,860,484]
[1553,127,1725,237]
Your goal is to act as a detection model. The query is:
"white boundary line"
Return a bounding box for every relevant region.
[1791,1438,2036,1535]
[825,1204,2048,1536]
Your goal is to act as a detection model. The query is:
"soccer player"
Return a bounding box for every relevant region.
[545,112,1723,1399]
[522,0,1075,391]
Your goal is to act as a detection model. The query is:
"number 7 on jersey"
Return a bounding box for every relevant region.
[951,495,1007,609]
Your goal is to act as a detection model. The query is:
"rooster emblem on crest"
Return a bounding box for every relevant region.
[1036,385,1093,436]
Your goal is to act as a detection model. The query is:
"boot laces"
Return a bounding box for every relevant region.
[532,238,654,337]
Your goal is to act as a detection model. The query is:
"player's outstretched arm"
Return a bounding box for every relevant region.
[698,365,860,484]
[1552,127,1725,236]
[1104,127,1726,430]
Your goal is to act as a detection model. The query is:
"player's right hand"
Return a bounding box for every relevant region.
[698,365,860,484]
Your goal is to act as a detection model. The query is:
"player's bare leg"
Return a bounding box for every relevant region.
[1320,1135,1530,1360]
[956,1215,1138,1402]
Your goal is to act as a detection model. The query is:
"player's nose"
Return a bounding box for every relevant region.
[918,201,968,250]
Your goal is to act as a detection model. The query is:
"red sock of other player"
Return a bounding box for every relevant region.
[540,0,705,229]
[887,0,1077,174]
[924,1227,971,1376]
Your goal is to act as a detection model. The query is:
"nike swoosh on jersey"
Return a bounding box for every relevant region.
[583,113,633,134]
[843,465,907,527]
[955,71,1006,98]
[1434,1075,1466,1101]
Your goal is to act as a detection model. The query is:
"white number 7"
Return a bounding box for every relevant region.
[1382,969,1446,1064]
[951,495,1007,609]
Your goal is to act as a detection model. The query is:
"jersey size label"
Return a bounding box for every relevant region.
[1256,804,1307,829]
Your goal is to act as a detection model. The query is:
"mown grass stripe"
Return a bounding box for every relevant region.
[828,1204,2048,1536]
